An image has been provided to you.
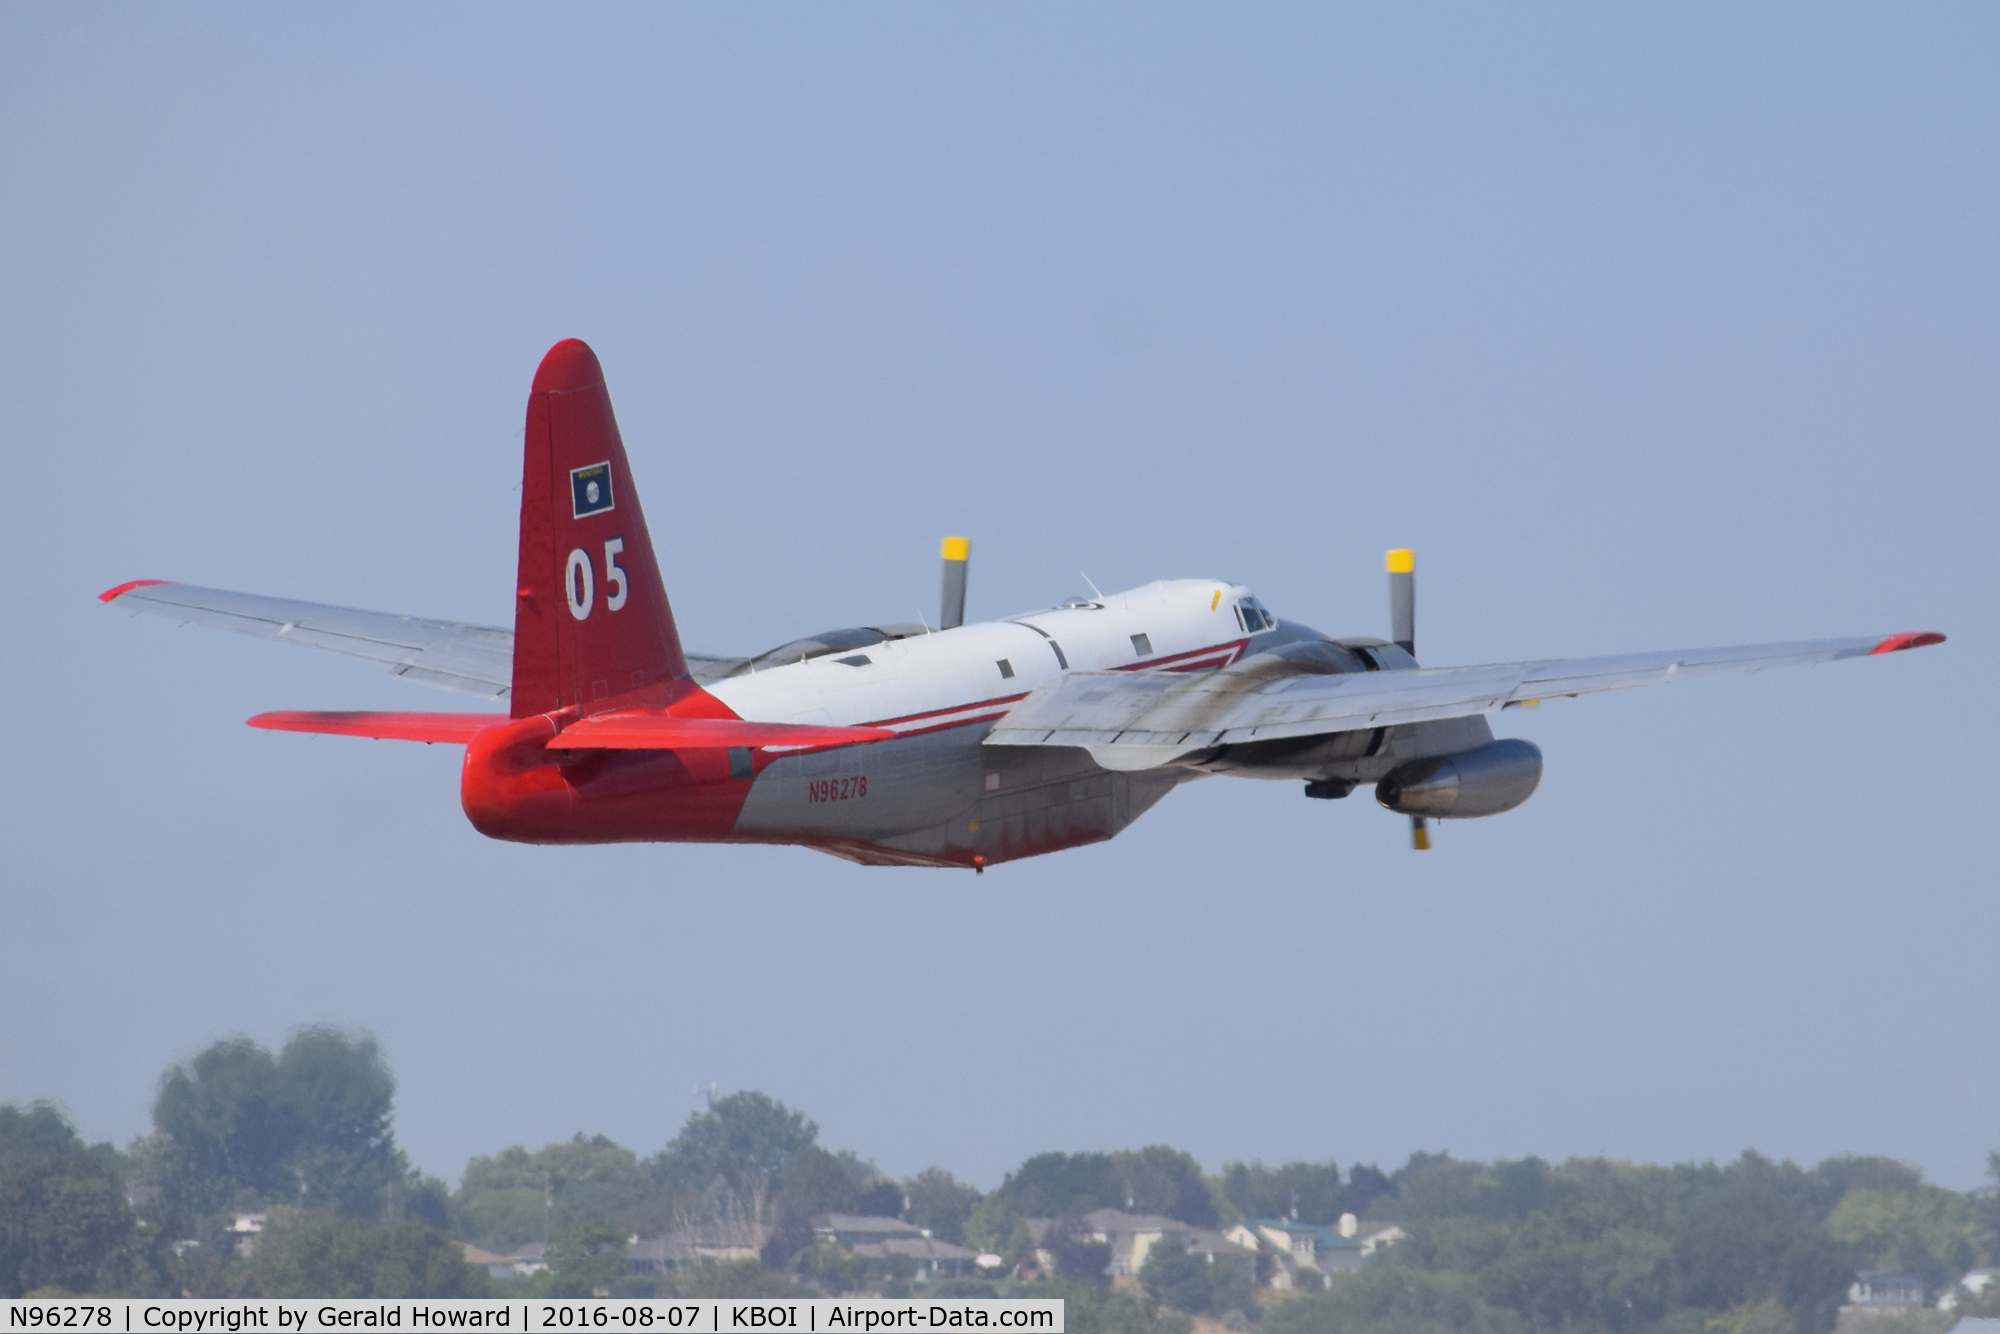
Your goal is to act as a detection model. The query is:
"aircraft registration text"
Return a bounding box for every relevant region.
[807,776,868,803]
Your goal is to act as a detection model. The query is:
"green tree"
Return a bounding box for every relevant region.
[272,1029,403,1216]
[0,1105,138,1297]
[658,1260,802,1298]
[151,1028,409,1220]
[962,1192,1028,1258]
[648,1092,818,1222]
[1049,1280,1193,1334]
[1044,1216,1111,1283]
[995,1153,1124,1219]
[247,1208,486,1297]
[1217,1159,1344,1225]
[1114,1148,1217,1227]
[1264,1265,1526,1334]
[1826,1186,1980,1298]
[454,1134,649,1250]
[541,1221,628,1298]
[1137,1235,1210,1314]
[904,1168,981,1244]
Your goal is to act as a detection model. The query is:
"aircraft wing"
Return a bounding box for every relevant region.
[99,580,748,694]
[984,632,1944,771]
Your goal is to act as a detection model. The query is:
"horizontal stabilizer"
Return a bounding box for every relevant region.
[249,711,507,744]
[548,710,892,752]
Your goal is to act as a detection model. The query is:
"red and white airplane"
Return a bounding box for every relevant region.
[102,339,1945,868]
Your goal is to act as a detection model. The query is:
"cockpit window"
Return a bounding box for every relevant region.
[1236,597,1275,633]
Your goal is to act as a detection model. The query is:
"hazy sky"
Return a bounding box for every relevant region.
[2,6,1994,1193]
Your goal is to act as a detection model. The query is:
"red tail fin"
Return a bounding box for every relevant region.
[511,339,689,718]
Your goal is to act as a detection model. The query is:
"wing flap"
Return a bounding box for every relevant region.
[986,633,1944,765]
[547,711,893,752]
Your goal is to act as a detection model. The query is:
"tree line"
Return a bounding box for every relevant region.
[4,1025,1999,1334]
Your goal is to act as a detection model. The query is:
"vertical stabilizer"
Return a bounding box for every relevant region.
[511,339,688,718]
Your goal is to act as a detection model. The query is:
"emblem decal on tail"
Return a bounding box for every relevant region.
[570,462,615,518]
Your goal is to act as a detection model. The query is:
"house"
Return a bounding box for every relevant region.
[1082,1209,1195,1278]
[804,1214,980,1282]
[1849,1272,1924,1309]
[227,1212,267,1259]
[626,1222,763,1274]
[1224,1219,1366,1290]
[1943,1273,2000,1311]
[1336,1213,1405,1256]
[1181,1229,1260,1283]
[456,1243,519,1279]
[1021,1210,1255,1282]
[500,1242,549,1276]
[848,1234,981,1281]
[814,1214,923,1247]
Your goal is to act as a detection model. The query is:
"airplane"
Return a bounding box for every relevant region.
[101,338,1945,869]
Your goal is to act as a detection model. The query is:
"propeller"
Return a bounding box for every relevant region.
[1386,548,1428,850]
[940,536,970,630]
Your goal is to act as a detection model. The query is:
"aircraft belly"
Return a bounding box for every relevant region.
[731,725,1195,866]
[876,754,1189,866]
[734,726,984,838]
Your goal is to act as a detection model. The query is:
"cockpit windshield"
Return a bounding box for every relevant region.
[1235,596,1275,633]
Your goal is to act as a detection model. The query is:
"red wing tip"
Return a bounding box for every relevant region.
[98,578,173,603]
[1870,631,1946,655]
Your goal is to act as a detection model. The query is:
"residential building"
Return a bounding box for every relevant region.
[1082,1209,1194,1278]
[501,1242,549,1276]
[1849,1272,1924,1309]
[848,1234,980,1281]
[1224,1219,1367,1290]
[1336,1213,1405,1256]
[626,1222,763,1274]
[814,1215,923,1247]
[456,1243,519,1279]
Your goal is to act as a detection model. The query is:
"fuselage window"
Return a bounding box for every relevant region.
[997,659,1015,679]
[1131,633,1153,657]
[835,654,872,667]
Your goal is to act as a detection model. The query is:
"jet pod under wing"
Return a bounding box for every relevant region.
[984,632,1944,772]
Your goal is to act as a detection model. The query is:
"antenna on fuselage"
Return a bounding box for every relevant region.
[1386,548,1428,850]
[940,536,970,629]
[1080,570,1104,601]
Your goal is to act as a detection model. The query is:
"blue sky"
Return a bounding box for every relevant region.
[2,5,1994,1190]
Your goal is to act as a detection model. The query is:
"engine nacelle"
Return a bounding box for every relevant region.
[1376,739,1543,819]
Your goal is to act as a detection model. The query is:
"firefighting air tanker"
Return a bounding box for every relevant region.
[102,340,1944,868]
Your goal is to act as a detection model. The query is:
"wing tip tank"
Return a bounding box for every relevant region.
[98,578,173,604]
[1869,631,1947,655]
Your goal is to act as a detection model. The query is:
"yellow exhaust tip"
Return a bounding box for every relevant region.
[1386,548,1415,574]
[941,536,970,562]
[1411,820,1431,851]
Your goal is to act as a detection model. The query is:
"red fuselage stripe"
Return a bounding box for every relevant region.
[864,692,1030,728]
[1114,638,1250,672]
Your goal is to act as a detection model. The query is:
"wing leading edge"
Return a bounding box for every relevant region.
[984,632,1945,772]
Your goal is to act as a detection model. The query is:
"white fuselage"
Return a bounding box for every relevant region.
[705,578,1264,734]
